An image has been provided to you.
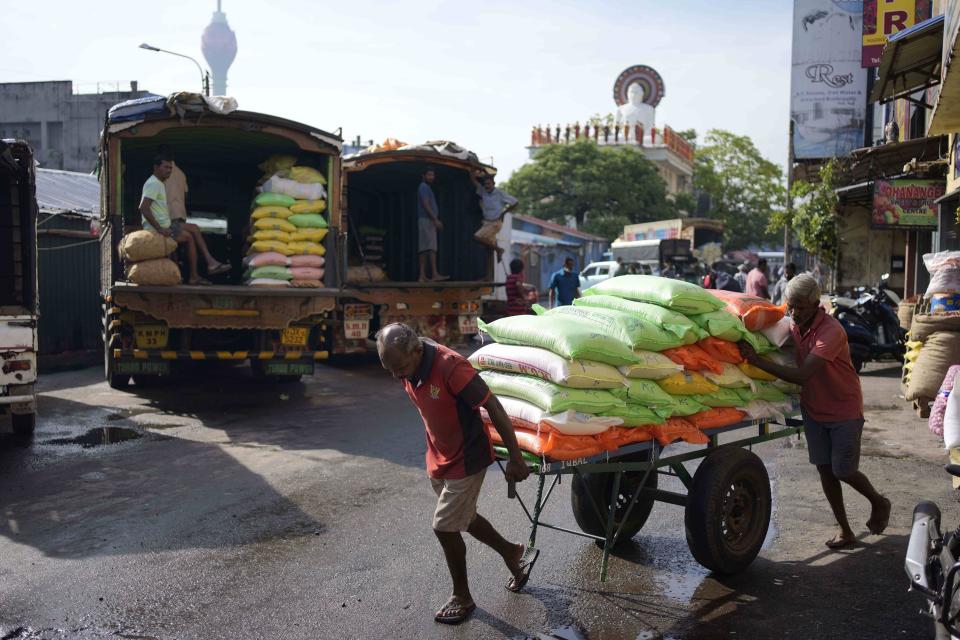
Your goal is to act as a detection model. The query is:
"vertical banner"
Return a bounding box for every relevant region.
[791,0,867,159]
[862,0,933,68]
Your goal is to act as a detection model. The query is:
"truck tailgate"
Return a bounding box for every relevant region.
[108,283,338,329]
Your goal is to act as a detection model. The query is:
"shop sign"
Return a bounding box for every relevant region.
[871,179,945,229]
[862,0,933,68]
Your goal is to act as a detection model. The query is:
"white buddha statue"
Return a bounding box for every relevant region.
[615,82,656,132]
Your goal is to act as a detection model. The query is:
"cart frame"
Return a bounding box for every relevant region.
[494,416,803,581]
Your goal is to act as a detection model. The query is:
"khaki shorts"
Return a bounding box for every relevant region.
[473,220,502,248]
[430,469,486,532]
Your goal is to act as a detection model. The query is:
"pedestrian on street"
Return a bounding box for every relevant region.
[745,258,771,300]
[417,167,449,282]
[376,323,538,625]
[772,262,798,305]
[139,153,229,285]
[547,257,580,307]
[505,258,533,316]
[738,274,891,550]
[734,262,750,291]
[471,171,518,262]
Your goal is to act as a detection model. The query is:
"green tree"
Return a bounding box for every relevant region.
[693,129,785,251]
[504,139,674,239]
[771,160,840,265]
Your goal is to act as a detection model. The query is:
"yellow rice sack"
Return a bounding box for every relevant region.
[253,217,297,233]
[250,230,292,243]
[290,199,327,214]
[290,228,329,243]
[286,241,326,256]
[251,206,294,220]
[249,240,293,256]
[657,371,719,396]
[617,350,684,380]
[738,362,777,381]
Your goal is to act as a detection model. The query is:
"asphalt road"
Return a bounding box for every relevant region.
[0,359,953,639]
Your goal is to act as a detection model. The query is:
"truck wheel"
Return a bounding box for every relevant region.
[11,412,35,437]
[104,342,129,390]
[684,447,771,574]
[570,450,657,547]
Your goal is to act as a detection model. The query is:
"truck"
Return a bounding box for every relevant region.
[337,144,496,351]
[0,140,38,434]
[100,97,341,388]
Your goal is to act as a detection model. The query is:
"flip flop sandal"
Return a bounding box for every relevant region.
[506,548,540,593]
[867,498,892,535]
[825,536,857,550]
[207,263,231,276]
[434,601,476,625]
[189,277,213,286]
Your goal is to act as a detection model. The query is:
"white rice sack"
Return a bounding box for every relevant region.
[924,251,960,298]
[485,396,621,435]
[261,174,328,201]
[944,386,960,449]
[470,343,625,389]
[617,350,684,380]
[245,278,290,287]
[737,400,786,424]
[761,316,793,347]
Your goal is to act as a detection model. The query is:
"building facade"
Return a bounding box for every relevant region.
[0,81,153,173]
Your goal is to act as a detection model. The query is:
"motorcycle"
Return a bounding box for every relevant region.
[830,273,905,373]
[906,465,960,639]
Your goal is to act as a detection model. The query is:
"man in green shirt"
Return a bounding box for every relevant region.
[139,154,228,284]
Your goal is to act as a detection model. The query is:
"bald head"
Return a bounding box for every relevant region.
[376,323,423,380]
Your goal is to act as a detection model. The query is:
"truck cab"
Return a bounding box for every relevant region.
[0,140,38,435]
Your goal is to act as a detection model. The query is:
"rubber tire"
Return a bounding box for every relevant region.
[11,412,35,437]
[570,450,658,546]
[105,341,130,390]
[684,447,771,575]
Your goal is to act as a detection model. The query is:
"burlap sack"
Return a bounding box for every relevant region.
[346,265,387,283]
[910,312,960,341]
[120,230,177,263]
[127,258,182,286]
[898,301,915,330]
[906,331,960,402]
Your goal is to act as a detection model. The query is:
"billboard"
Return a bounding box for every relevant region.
[623,219,682,242]
[871,179,945,229]
[862,0,933,68]
[791,1,867,160]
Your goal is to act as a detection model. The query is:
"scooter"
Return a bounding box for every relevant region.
[830,273,905,373]
[906,465,960,639]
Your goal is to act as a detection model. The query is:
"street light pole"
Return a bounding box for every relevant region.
[139,43,210,96]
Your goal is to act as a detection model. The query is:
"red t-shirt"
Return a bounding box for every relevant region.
[403,341,494,479]
[505,273,530,316]
[790,308,863,422]
[745,268,769,299]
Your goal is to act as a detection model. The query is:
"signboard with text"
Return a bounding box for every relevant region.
[623,219,682,242]
[871,179,945,229]
[791,0,867,159]
[862,0,932,68]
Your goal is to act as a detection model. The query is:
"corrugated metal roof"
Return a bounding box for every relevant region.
[514,214,607,241]
[35,168,99,217]
[869,14,943,104]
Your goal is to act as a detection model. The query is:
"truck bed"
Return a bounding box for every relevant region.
[109,282,340,297]
[343,280,500,290]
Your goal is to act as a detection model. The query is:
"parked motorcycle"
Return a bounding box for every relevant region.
[906,465,960,639]
[830,273,905,373]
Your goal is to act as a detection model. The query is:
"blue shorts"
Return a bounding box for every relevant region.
[802,411,864,478]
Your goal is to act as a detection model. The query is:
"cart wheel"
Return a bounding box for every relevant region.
[685,447,771,574]
[570,450,658,546]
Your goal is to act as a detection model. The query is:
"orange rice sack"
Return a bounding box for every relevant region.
[697,337,744,364]
[647,418,710,446]
[662,344,724,375]
[486,424,612,461]
[707,289,785,331]
[687,408,747,430]
[603,426,655,449]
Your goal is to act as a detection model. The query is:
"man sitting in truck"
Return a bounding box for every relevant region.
[470,172,517,262]
[140,154,229,285]
[417,167,449,283]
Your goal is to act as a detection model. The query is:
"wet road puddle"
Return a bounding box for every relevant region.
[514,627,676,640]
[42,427,169,449]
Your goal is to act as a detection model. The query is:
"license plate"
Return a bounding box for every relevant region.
[265,362,314,376]
[344,319,370,340]
[281,327,309,346]
[135,324,168,349]
[116,361,170,376]
[458,315,479,335]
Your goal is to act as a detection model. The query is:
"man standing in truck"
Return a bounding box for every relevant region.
[140,154,229,285]
[471,172,518,259]
[418,167,449,282]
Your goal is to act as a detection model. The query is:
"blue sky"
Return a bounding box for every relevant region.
[3,1,793,178]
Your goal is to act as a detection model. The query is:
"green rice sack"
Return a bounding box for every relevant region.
[583,275,726,315]
[478,315,638,366]
[573,295,705,344]
[480,371,625,413]
[533,304,682,352]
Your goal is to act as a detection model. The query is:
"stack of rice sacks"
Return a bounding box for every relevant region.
[473,275,801,462]
[245,159,329,288]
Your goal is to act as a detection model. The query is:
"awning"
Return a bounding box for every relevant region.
[870,15,944,105]
[930,11,960,135]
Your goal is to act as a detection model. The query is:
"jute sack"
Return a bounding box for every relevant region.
[910,313,960,342]
[120,230,177,263]
[127,258,181,286]
[906,332,960,402]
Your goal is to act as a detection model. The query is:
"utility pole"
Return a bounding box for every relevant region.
[784,120,794,267]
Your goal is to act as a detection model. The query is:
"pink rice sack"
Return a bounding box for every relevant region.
[244,251,290,268]
[291,267,324,280]
[290,254,325,268]
[930,364,960,437]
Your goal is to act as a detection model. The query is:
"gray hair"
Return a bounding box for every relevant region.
[375,323,421,355]
[785,273,821,305]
